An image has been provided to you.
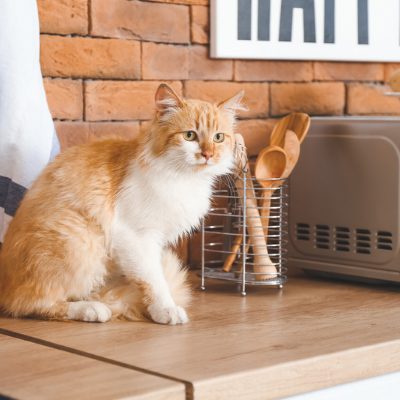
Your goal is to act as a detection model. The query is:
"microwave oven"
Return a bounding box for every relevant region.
[288,117,400,283]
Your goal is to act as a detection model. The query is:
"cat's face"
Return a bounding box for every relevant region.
[150,84,245,177]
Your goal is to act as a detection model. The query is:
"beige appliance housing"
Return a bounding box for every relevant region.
[287,117,400,283]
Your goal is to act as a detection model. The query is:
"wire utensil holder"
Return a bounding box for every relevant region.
[200,170,288,295]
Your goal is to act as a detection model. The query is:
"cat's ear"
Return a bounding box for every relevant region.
[218,90,248,114]
[155,84,184,117]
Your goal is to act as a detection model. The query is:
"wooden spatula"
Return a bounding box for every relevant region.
[270,113,310,148]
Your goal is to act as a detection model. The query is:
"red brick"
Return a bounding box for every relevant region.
[38,0,88,35]
[184,81,269,118]
[270,82,345,116]
[314,62,383,81]
[55,121,89,150]
[55,121,142,150]
[191,6,208,44]
[347,83,400,115]
[85,81,183,121]
[142,43,189,80]
[88,122,141,141]
[91,0,189,43]
[40,35,140,79]
[235,61,313,82]
[189,46,232,80]
[44,78,83,120]
[384,63,400,82]
[236,119,276,157]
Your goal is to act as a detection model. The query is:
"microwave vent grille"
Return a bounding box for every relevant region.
[356,229,371,255]
[295,223,394,256]
[315,224,330,249]
[335,227,350,252]
[296,223,310,241]
[377,231,393,251]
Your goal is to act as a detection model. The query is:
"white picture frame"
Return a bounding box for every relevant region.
[210,0,400,62]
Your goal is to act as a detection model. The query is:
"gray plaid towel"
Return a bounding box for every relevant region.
[0,0,59,242]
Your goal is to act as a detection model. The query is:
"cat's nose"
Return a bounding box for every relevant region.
[201,150,213,160]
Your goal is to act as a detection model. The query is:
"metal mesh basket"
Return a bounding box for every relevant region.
[200,170,288,295]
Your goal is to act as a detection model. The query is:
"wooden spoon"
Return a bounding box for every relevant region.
[254,146,287,188]
[260,130,301,239]
[224,134,278,279]
[270,113,310,148]
[222,234,244,272]
[223,145,287,275]
[254,145,287,246]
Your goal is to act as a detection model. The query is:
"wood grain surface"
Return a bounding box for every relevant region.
[0,335,185,400]
[1,273,400,399]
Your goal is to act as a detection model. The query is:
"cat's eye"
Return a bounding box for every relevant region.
[183,131,197,141]
[213,133,225,143]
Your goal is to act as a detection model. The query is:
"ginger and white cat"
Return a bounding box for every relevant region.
[0,84,244,325]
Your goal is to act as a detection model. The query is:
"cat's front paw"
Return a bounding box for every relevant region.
[67,301,112,323]
[148,303,189,325]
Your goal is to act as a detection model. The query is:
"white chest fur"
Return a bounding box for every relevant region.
[114,162,214,244]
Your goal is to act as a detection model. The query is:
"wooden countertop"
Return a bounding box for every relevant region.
[0,335,184,400]
[2,271,400,399]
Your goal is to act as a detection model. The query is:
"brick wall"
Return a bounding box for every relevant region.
[38,0,400,263]
[38,0,400,157]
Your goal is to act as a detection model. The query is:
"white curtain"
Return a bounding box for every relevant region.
[0,0,59,242]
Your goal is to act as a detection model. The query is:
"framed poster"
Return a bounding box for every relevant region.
[210,0,400,61]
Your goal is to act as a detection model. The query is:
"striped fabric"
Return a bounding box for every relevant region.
[0,177,27,218]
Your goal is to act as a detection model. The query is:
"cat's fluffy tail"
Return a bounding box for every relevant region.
[95,248,192,321]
